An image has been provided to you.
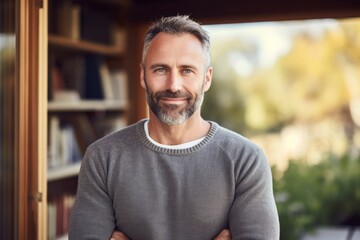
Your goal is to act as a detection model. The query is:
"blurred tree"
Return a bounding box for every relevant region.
[202,20,360,239]
[203,20,357,134]
[203,38,258,133]
[339,20,360,128]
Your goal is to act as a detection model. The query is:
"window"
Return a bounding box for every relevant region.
[203,18,360,239]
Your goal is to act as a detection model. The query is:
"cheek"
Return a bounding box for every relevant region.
[143,73,158,89]
[148,72,177,89]
[146,80,161,91]
[179,77,203,93]
[144,80,166,96]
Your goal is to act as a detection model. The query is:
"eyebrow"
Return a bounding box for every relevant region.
[149,64,169,70]
[180,64,198,71]
[149,63,198,71]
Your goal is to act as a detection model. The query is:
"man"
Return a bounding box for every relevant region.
[69,15,280,240]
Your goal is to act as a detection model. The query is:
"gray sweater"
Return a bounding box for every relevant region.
[69,120,279,240]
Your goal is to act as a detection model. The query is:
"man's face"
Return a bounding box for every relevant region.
[141,33,212,125]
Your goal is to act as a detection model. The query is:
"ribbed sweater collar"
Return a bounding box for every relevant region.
[136,119,219,156]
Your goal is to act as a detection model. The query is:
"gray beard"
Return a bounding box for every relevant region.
[144,78,205,126]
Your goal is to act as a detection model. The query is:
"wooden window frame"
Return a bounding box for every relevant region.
[16,0,47,239]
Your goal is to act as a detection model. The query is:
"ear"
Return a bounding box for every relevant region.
[140,64,146,89]
[203,66,213,92]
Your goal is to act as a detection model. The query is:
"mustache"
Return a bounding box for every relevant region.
[154,90,192,99]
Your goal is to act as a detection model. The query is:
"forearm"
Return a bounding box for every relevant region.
[110,229,232,240]
[69,149,116,239]
[229,150,280,239]
[229,198,279,239]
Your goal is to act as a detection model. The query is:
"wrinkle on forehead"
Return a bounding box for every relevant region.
[145,33,207,69]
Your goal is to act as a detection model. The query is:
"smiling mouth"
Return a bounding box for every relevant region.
[154,90,192,105]
[160,97,188,104]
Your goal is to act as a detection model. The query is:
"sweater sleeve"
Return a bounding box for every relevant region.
[228,149,280,240]
[69,147,115,240]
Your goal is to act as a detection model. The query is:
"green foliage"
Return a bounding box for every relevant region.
[202,79,247,133]
[202,20,360,133]
[272,153,360,240]
[202,20,360,239]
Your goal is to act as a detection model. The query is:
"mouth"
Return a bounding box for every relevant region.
[160,97,188,105]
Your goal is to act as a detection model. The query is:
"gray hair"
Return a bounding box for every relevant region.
[142,15,211,68]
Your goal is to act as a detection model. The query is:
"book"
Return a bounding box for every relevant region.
[48,116,61,169]
[68,126,82,163]
[61,125,82,165]
[48,194,76,239]
[56,0,72,37]
[70,4,81,40]
[81,5,112,44]
[99,62,114,100]
[59,127,69,167]
[94,115,127,136]
[111,25,126,49]
[110,69,128,102]
[84,54,104,100]
[67,114,98,155]
[61,55,86,98]
[47,202,56,239]
[48,117,83,169]
[99,64,129,102]
[49,55,85,102]
[48,57,66,101]
[53,90,80,102]
[55,0,80,39]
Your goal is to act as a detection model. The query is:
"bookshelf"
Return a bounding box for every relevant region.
[48,99,129,111]
[48,162,82,181]
[47,0,130,239]
[48,34,125,55]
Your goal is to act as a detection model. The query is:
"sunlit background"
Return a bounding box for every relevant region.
[203,18,360,239]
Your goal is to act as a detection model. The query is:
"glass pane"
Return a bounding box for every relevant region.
[0,0,16,239]
[203,18,360,239]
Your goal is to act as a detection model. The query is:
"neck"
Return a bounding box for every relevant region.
[148,113,210,145]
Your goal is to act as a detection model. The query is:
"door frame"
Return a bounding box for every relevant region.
[16,0,47,238]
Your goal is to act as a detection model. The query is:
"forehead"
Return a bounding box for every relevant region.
[145,32,206,66]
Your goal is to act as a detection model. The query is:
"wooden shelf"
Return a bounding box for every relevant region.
[79,0,131,6]
[48,100,129,111]
[48,35,124,56]
[48,162,81,181]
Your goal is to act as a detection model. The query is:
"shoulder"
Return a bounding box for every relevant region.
[211,121,263,155]
[210,122,270,172]
[211,123,273,188]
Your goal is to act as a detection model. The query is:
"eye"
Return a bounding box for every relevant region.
[154,68,164,73]
[154,67,167,74]
[182,68,193,75]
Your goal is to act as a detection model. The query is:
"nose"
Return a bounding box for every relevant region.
[166,70,182,92]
